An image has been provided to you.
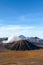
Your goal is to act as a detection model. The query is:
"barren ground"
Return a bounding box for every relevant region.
[0,49,43,65]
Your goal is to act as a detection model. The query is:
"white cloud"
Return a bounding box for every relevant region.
[19,16,25,21]
[0,25,43,38]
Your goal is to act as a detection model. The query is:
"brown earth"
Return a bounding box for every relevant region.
[0,49,43,65]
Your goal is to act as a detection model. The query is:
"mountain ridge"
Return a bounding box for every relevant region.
[0,35,43,51]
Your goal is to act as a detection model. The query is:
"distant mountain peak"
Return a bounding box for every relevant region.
[19,35,26,39]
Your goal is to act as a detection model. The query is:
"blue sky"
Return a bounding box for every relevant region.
[0,0,43,38]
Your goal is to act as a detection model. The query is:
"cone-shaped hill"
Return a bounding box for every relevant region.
[8,40,40,50]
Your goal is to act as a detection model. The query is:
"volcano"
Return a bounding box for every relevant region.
[8,40,40,50]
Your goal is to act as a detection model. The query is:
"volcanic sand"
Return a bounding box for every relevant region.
[0,49,43,65]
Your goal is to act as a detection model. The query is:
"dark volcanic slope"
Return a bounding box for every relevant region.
[8,40,40,50]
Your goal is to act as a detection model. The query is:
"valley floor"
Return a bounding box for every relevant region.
[0,49,43,65]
